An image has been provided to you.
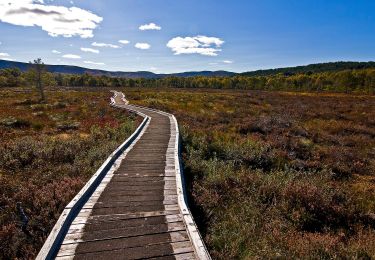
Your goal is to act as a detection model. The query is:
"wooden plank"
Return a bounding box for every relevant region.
[174,252,197,260]
[68,214,182,234]
[63,222,186,244]
[72,210,181,225]
[57,231,189,257]
[57,241,193,260]
[82,199,177,209]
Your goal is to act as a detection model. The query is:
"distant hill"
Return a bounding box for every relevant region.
[0,59,235,78]
[240,61,375,77]
[169,70,236,77]
[1,59,375,78]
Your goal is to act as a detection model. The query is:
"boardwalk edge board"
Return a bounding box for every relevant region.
[36,97,150,260]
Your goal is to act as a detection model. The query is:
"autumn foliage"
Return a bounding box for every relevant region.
[125,88,375,259]
[0,88,137,259]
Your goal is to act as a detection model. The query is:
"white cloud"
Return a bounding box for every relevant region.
[92,42,120,48]
[167,35,224,56]
[0,0,102,38]
[223,60,233,64]
[62,54,81,59]
[81,47,99,53]
[84,60,104,65]
[139,22,161,31]
[135,42,151,50]
[52,50,61,54]
[0,52,13,61]
[118,40,130,45]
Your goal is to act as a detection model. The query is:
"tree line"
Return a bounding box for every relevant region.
[240,61,375,77]
[1,65,375,94]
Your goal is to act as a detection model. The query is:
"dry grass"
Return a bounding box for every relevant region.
[0,88,138,259]
[122,87,375,259]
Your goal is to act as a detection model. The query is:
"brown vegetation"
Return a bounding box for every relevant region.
[1,86,374,259]
[123,88,375,259]
[0,88,137,259]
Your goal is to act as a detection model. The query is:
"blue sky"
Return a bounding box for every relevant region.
[0,0,374,73]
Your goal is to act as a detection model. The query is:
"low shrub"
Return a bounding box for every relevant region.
[0,117,30,128]
[0,89,137,259]
[56,121,80,131]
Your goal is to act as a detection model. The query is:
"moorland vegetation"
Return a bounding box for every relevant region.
[125,87,375,259]
[0,89,137,259]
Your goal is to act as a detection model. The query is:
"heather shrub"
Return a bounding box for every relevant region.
[0,117,31,128]
[143,88,375,259]
[0,89,137,259]
[56,121,80,131]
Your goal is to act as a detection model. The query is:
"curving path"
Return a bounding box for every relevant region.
[37,92,210,260]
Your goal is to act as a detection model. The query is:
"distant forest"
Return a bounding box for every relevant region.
[1,61,375,94]
[240,61,375,76]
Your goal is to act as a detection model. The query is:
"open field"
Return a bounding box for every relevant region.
[1,86,374,259]
[122,87,375,259]
[0,88,138,259]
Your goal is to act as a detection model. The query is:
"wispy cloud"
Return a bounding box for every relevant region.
[139,22,161,31]
[62,54,81,59]
[0,52,13,61]
[52,50,61,54]
[84,60,105,65]
[118,40,130,45]
[210,60,234,65]
[92,42,120,48]
[135,42,151,50]
[167,35,224,56]
[81,47,99,53]
[0,0,102,38]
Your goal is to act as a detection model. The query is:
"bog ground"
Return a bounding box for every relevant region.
[125,87,375,259]
[0,87,374,259]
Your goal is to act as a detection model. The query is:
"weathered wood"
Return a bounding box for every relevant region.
[56,241,193,260]
[57,231,190,257]
[38,91,210,260]
[63,222,187,243]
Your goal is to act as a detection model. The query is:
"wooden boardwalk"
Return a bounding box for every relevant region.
[37,92,210,260]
